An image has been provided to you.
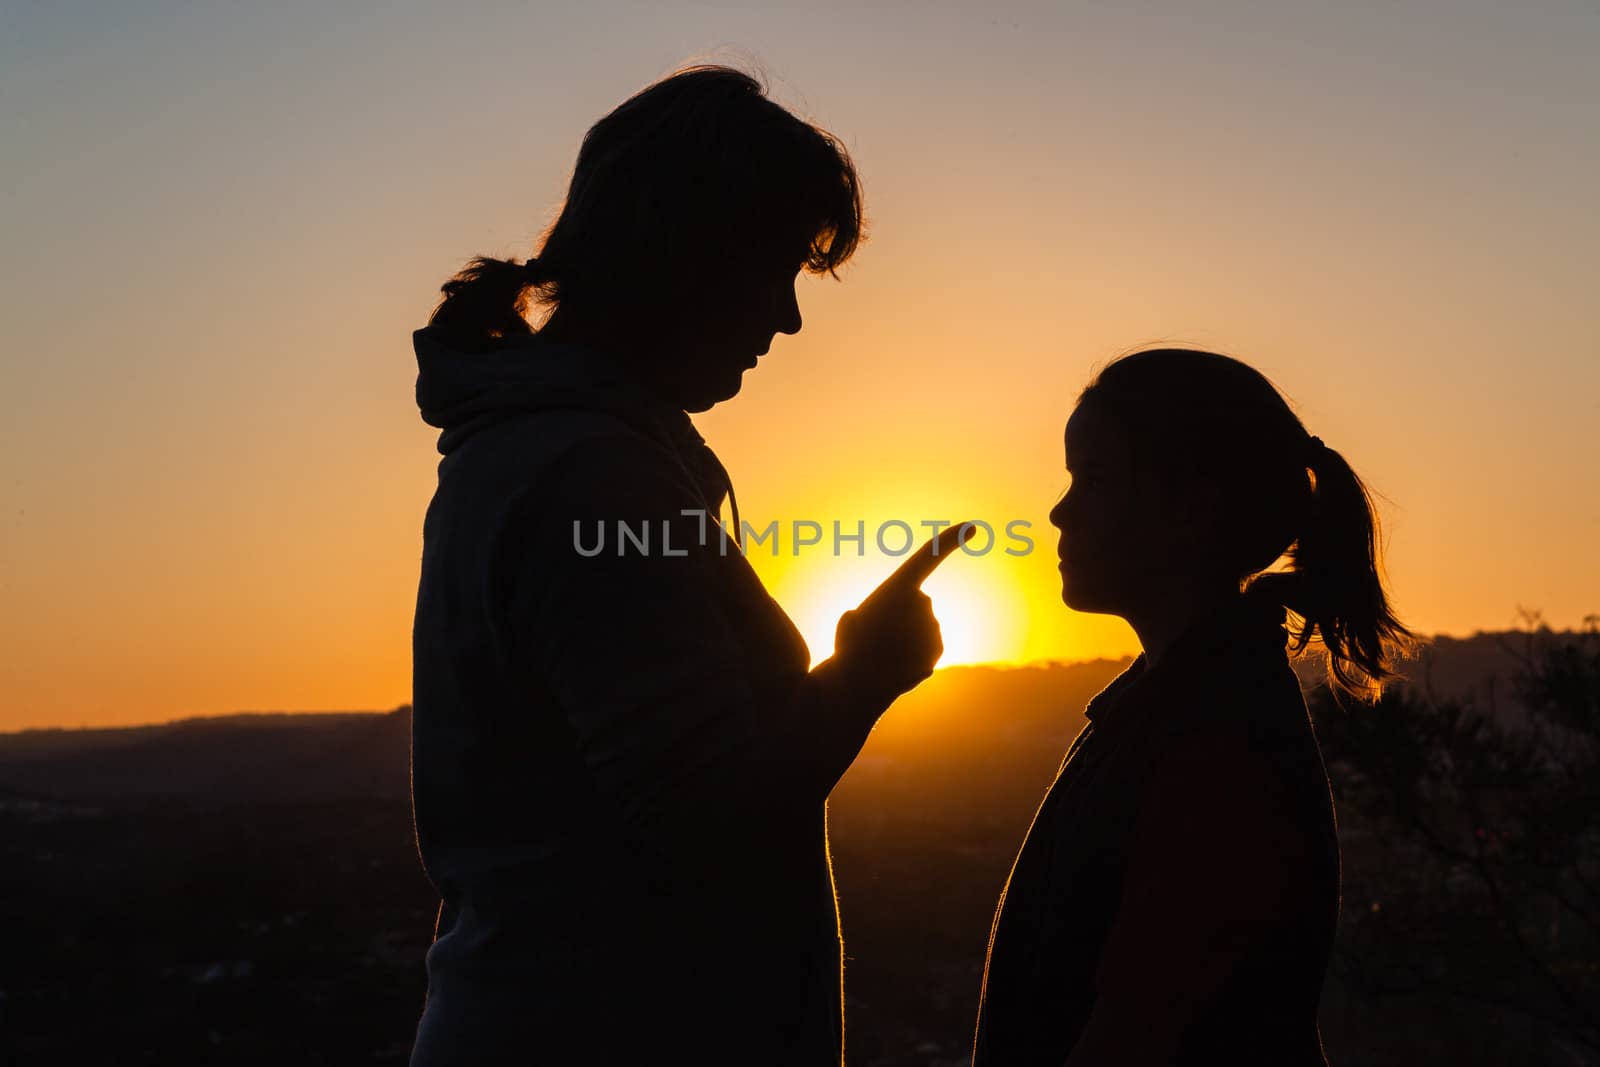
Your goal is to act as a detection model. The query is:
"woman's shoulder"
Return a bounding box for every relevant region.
[477,415,698,520]
[469,406,674,470]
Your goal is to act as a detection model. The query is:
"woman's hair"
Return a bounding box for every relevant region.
[1077,347,1418,704]
[426,63,865,351]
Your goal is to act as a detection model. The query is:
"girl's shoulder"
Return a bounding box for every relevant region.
[1149,653,1325,794]
[1175,646,1312,741]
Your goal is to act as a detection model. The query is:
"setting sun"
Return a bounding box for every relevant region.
[752,535,1032,668]
[1,3,1594,740]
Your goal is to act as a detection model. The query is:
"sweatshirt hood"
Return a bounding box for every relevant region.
[415,325,681,455]
[413,325,742,541]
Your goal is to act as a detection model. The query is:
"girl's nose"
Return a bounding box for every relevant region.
[1048,492,1068,530]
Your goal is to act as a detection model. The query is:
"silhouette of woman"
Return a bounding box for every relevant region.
[407,65,963,1066]
[972,349,1418,1066]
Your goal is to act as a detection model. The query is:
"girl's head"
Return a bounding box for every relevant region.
[1047,347,1417,702]
[426,64,864,410]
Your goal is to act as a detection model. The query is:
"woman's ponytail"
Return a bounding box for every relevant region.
[419,65,863,358]
[425,255,548,353]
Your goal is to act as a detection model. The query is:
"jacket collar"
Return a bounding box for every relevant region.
[1082,592,1290,725]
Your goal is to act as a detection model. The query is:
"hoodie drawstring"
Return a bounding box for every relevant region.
[703,446,743,553]
[723,468,743,553]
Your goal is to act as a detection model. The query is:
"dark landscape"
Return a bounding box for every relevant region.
[2,622,1596,1066]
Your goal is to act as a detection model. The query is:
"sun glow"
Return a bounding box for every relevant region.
[760,547,1030,669]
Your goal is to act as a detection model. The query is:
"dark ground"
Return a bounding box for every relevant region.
[2,639,1593,1066]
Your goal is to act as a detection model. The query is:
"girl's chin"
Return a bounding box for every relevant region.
[1059,573,1113,613]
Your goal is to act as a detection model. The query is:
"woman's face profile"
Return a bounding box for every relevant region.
[668,253,804,412]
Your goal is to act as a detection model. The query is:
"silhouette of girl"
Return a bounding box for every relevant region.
[408,65,961,1066]
[973,348,1418,1066]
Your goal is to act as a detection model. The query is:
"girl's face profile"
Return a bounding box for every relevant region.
[1049,400,1165,615]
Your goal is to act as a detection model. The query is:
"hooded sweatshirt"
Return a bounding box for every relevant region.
[407,325,886,1066]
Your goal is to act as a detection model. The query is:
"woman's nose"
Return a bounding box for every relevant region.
[774,282,802,335]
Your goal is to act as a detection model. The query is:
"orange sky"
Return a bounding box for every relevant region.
[3,4,1597,730]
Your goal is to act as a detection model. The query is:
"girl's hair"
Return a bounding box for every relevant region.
[426,63,865,351]
[1078,347,1418,704]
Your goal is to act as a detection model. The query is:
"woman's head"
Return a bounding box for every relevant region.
[1047,347,1417,702]
[426,64,864,409]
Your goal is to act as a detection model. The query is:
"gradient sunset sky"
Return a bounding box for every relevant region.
[4,2,1597,730]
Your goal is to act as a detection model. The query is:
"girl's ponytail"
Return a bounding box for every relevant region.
[1245,433,1419,704]
[1080,346,1418,707]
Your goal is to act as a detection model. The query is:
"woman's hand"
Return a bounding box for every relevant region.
[832,522,979,703]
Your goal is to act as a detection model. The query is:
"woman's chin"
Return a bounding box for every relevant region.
[685,375,743,412]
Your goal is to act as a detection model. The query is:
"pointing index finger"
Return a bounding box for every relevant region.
[884,521,981,591]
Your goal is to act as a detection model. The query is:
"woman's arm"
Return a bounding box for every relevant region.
[1064,725,1315,1066]
[499,429,915,864]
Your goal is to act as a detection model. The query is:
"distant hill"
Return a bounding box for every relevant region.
[0,708,412,806]
[1285,625,1597,726]
[0,663,1122,810]
[1,625,1588,809]
[3,625,1593,1066]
